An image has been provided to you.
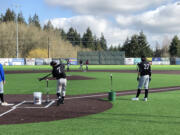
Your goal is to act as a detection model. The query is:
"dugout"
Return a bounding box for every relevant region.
[77,51,125,65]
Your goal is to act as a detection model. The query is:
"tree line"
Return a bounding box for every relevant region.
[0,8,107,51]
[44,22,107,51]
[109,32,180,58]
[1,8,180,58]
[0,8,91,58]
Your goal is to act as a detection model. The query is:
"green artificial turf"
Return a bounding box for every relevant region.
[1,91,180,135]
[4,72,180,95]
[3,65,180,71]
[4,65,51,70]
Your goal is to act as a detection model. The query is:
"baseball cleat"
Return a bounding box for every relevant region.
[1,102,14,106]
[60,98,64,104]
[57,98,61,106]
[131,97,139,101]
[144,98,148,101]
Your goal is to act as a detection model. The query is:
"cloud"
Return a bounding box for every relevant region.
[49,15,135,47]
[50,16,108,35]
[45,0,170,15]
[116,2,180,33]
[45,1,180,48]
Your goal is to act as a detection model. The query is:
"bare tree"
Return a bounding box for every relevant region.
[161,35,171,57]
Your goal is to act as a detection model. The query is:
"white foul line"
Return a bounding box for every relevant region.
[62,87,180,100]
[0,101,26,117]
[49,87,180,101]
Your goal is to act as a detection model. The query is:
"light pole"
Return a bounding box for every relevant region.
[16,12,19,58]
[13,4,20,58]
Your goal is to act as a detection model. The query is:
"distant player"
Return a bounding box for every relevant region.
[79,59,83,71]
[85,59,89,71]
[50,61,67,106]
[67,59,70,71]
[132,55,151,101]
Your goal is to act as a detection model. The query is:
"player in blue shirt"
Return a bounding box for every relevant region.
[0,63,7,105]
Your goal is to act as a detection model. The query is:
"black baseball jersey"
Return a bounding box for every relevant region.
[138,61,151,76]
[52,64,66,79]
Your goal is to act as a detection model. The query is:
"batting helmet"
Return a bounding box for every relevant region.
[50,61,57,66]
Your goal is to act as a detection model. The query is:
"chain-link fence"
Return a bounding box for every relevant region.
[77,51,125,65]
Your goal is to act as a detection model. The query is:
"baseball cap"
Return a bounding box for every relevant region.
[141,55,146,61]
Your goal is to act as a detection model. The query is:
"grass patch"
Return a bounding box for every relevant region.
[4,72,180,95]
[3,65,180,71]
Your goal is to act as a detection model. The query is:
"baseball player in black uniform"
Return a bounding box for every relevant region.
[50,61,67,106]
[132,55,151,101]
[67,59,70,71]
[79,59,83,71]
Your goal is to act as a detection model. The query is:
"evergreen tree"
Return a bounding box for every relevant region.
[117,44,122,51]
[28,16,33,25]
[3,8,16,22]
[74,30,81,46]
[93,36,102,50]
[109,45,114,51]
[122,36,138,57]
[100,33,107,50]
[122,32,153,57]
[138,31,153,57]
[121,37,131,57]
[130,34,139,57]
[43,20,53,31]
[82,27,94,49]
[32,13,41,28]
[59,28,67,40]
[0,14,3,23]
[67,27,77,46]
[169,35,180,57]
[17,12,26,24]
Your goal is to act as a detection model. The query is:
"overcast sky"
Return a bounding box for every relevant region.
[1,0,180,48]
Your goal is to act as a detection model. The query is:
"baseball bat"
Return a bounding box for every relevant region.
[46,79,50,103]
[38,73,52,81]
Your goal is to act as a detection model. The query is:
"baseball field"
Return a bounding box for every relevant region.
[1,65,180,135]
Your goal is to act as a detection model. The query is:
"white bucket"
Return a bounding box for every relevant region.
[33,92,42,105]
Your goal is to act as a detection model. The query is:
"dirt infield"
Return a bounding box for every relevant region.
[1,69,180,125]
[0,94,112,125]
